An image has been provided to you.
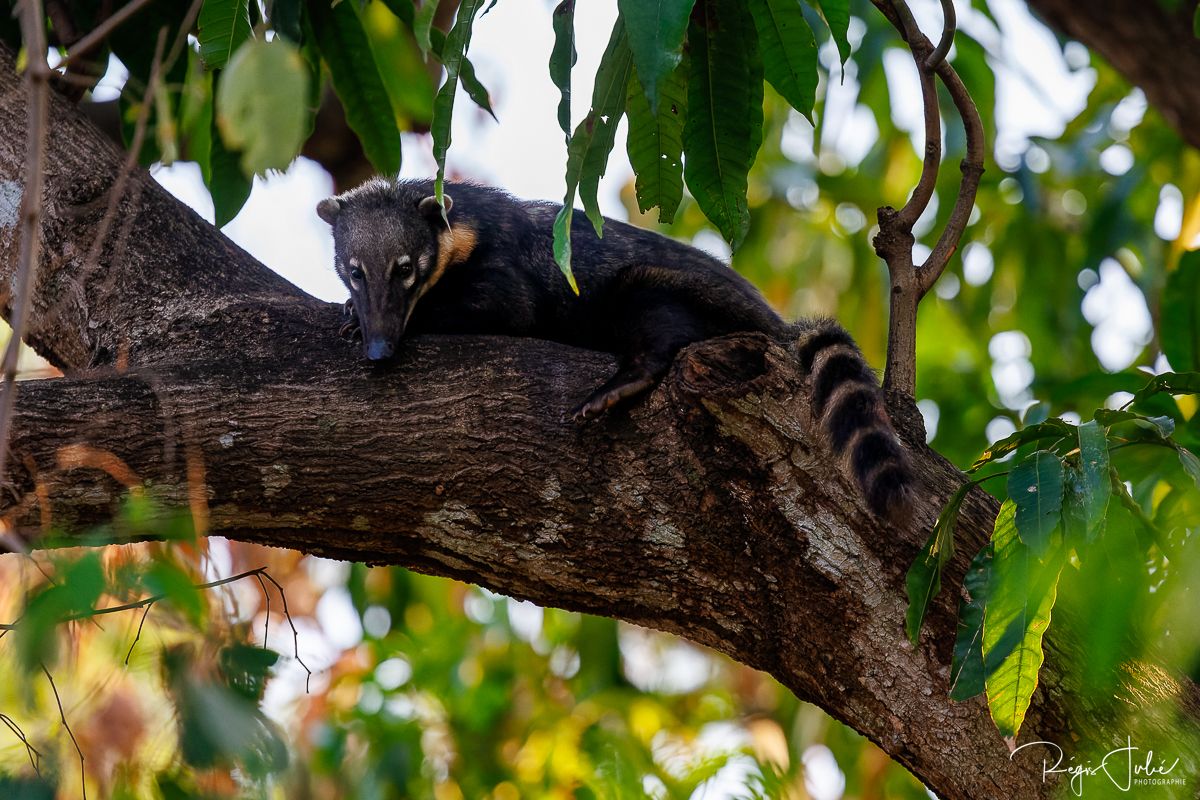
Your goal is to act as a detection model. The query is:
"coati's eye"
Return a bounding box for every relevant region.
[394,255,414,278]
[349,267,365,281]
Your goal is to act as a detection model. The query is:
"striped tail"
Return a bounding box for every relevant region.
[793,321,915,523]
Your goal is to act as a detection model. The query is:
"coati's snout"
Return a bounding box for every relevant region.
[318,189,456,365]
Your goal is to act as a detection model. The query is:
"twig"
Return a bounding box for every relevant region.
[123,601,154,665]
[870,0,986,397]
[0,566,273,630]
[0,0,51,521]
[0,712,43,774]
[260,571,313,692]
[255,572,271,648]
[41,665,86,800]
[58,0,158,69]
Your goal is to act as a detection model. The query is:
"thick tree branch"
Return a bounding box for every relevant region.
[0,43,1197,800]
[1027,0,1200,151]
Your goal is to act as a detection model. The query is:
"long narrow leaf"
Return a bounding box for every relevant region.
[1007,450,1064,556]
[949,545,992,701]
[748,0,818,121]
[983,501,1066,741]
[308,0,402,175]
[810,0,850,66]
[1076,420,1110,541]
[904,480,971,644]
[199,0,252,69]
[553,18,633,288]
[625,59,687,222]
[618,0,695,114]
[431,0,487,208]
[550,0,577,139]
[683,0,764,250]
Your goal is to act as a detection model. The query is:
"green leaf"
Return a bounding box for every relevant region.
[810,0,850,66]
[748,0,818,121]
[626,59,687,223]
[209,111,253,227]
[983,501,1065,740]
[683,0,764,250]
[1195,4,1200,37]
[904,481,971,644]
[1076,420,1110,542]
[17,554,106,670]
[145,560,205,626]
[309,0,402,175]
[198,0,252,70]
[1162,251,1200,370]
[413,0,438,57]
[553,18,633,286]
[1178,446,1200,489]
[949,545,992,701]
[550,0,577,139]
[270,0,303,42]
[1094,409,1175,438]
[430,28,495,120]
[1007,450,1065,556]
[1130,371,1200,405]
[216,39,311,175]
[617,0,695,114]
[432,0,487,208]
[382,0,417,27]
[967,418,1073,473]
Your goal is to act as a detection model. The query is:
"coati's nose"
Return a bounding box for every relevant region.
[365,338,395,361]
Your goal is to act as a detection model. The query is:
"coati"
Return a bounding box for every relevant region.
[317,178,913,520]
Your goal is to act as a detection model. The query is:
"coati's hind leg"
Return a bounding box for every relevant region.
[571,295,706,422]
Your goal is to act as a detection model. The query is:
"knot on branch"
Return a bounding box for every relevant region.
[673,334,773,404]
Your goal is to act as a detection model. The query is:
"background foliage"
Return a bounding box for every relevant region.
[1,0,1199,797]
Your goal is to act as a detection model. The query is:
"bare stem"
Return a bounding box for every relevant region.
[59,0,158,69]
[0,0,51,513]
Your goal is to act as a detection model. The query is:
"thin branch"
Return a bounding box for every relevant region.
[255,572,271,649]
[0,712,43,774]
[41,665,86,800]
[0,566,272,630]
[0,0,51,516]
[260,571,314,692]
[58,0,158,69]
[123,600,154,665]
[890,0,942,230]
[926,0,956,70]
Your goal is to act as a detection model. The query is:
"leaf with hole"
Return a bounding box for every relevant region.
[1007,451,1064,557]
[626,60,687,223]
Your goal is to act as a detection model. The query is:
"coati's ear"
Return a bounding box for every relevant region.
[418,194,453,223]
[316,197,343,225]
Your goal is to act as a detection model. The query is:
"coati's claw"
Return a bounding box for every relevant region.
[343,298,355,318]
[339,319,362,341]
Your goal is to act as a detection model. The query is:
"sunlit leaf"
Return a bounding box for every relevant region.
[967,418,1074,473]
[216,39,310,175]
[1094,409,1175,438]
[983,501,1065,740]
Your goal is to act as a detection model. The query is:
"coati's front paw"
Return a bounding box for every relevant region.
[339,299,362,341]
[570,397,609,423]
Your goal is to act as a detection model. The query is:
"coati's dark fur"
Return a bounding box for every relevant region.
[317,178,913,520]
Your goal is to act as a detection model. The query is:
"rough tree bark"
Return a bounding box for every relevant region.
[0,45,1197,799]
[1026,0,1200,150]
